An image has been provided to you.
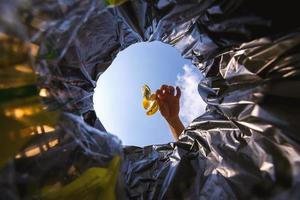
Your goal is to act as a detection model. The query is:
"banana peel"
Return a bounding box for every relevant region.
[141,84,159,116]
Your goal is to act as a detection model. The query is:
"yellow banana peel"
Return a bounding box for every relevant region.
[141,84,159,116]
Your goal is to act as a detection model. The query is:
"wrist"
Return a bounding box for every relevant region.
[165,116,181,125]
[165,115,185,141]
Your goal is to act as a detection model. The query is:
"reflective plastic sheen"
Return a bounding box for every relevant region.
[1,0,300,199]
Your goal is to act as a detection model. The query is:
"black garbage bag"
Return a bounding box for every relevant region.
[1,0,300,199]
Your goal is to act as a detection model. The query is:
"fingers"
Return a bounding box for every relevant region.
[156,89,164,100]
[176,86,181,98]
[169,86,174,95]
[159,85,175,94]
[156,85,178,98]
[156,96,166,112]
[160,85,168,90]
[160,85,168,94]
[156,89,162,96]
[156,85,167,99]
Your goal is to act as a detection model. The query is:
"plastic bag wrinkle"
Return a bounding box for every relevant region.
[1,0,300,199]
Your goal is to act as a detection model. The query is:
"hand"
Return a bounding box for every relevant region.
[156,85,181,123]
[156,85,184,141]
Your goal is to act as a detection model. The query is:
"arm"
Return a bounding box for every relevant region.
[156,85,185,141]
[165,116,185,141]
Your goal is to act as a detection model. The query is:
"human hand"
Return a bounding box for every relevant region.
[156,85,181,123]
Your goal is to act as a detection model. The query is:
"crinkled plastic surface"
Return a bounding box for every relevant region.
[1,0,300,199]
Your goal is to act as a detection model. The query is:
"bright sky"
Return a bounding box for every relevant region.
[94,41,205,147]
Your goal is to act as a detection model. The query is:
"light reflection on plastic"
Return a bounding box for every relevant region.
[0,32,38,57]
[15,154,21,159]
[260,161,273,172]
[39,88,49,97]
[42,144,48,151]
[14,64,33,73]
[43,125,55,133]
[30,43,39,57]
[217,167,237,178]
[30,125,55,136]
[18,127,34,137]
[25,146,41,157]
[36,126,43,134]
[15,138,59,159]
[48,139,59,148]
[4,107,42,119]
[8,125,55,143]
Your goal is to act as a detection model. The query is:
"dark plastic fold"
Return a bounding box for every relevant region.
[1,0,300,199]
